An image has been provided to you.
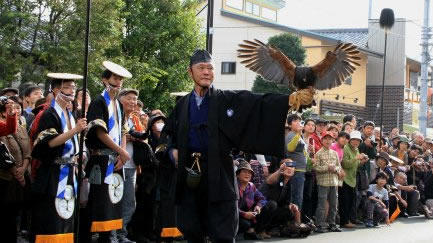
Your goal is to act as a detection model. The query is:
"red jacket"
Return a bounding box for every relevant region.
[0,113,17,136]
[309,132,323,155]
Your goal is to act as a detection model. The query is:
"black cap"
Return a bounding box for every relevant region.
[189,49,212,67]
[315,118,329,125]
[118,88,139,97]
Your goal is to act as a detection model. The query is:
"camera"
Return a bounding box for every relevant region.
[0,96,9,106]
[285,161,296,167]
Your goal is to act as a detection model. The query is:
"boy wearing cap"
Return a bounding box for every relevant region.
[31,73,87,243]
[164,50,314,243]
[313,132,342,233]
[85,61,132,243]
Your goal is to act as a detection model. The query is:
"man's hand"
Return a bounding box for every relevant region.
[172,149,179,168]
[364,138,373,147]
[289,203,299,212]
[15,166,26,178]
[115,157,124,171]
[262,166,269,177]
[119,148,131,163]
[356,154,365,160]
[74,118,87,134]
[5,101,16,116]
[254,205,261,214]
[244,212,256,220]
[338,169,346,180]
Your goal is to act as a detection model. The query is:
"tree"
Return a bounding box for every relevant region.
[122,0,204,112]
[0,0,126,92]
[251,33,306,94]
[0,0,203,114]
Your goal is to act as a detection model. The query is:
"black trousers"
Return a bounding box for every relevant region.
[302,172,317,221]
[389,195,406,217]
[0,179,18,243]
[338,182,356,225]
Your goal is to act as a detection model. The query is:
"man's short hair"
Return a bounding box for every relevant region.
[303,118,315,125]
[287,114,302,126]
[24,85,42,98]
[395,171,406,179]
[363,121,375,128]
[376,171,389,181]
[410,144,423,154]
[343,114,355,123]
[315,118,328,125]
[338,131,350,139]
[101,69,113,80]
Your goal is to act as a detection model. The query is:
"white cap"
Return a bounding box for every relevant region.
[349,130,362,141]
[47,73,83,80]
[102,61,132,78]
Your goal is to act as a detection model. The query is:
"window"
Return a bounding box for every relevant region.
[245,1,253,13]
[344,77,352,85]
[226,0,243,10]
[252,3,260,16]
[245,1,259,16]
[221,62,236,74]
[262,7,276,21]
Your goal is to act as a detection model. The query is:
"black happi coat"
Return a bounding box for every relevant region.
[31,106,76,237]
[164,87,288,238]
[85,94,125,232]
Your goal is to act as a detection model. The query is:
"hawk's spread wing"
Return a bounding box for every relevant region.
[311,43,361,90]
[237,39,296,86]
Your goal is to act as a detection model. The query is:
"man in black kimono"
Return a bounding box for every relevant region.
[84,61,132,243]
[164,50,314,243]
[31,73,87,243]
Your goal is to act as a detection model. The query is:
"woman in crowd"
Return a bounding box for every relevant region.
[237,159,273,240]
[73,88,91,119]
[339,130,368,228]
[392,135,409,165]
[0,96,27,242]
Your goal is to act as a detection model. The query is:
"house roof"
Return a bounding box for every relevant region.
[220,9,383,58]
[309,28,369,49]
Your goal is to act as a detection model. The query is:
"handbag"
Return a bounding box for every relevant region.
[0,141,15,170]
[185,152,201,189]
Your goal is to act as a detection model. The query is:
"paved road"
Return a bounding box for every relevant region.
[244,217,433,243]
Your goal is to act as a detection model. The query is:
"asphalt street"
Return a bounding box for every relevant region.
[244,217,433,243]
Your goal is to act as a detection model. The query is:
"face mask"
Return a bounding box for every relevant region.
[106,83,121,96]
[155,122,165,132]
[56,91,74,103]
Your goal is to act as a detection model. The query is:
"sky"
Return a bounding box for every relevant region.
[277,0,428,60]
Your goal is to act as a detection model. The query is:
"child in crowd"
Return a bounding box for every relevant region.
[313,132,343,233]
[366,172,390,227]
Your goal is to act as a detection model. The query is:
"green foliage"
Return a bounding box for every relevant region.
[122,0,204,112]
[0,0,204,113]
[251,33,306,94]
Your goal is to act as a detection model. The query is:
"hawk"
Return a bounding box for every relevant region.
[237,39,361,111]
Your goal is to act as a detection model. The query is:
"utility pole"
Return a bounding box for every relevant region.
[419,0,431,135]
[368,0,373,19]
[206,0,214,54]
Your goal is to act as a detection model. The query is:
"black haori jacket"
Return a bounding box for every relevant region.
[164,87,289,203]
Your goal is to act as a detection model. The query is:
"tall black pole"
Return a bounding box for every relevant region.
[75,0,91,241]
[205,0,214,54]
[379,32,388,145]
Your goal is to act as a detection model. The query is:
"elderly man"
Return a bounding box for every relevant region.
[164,50,314,243]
